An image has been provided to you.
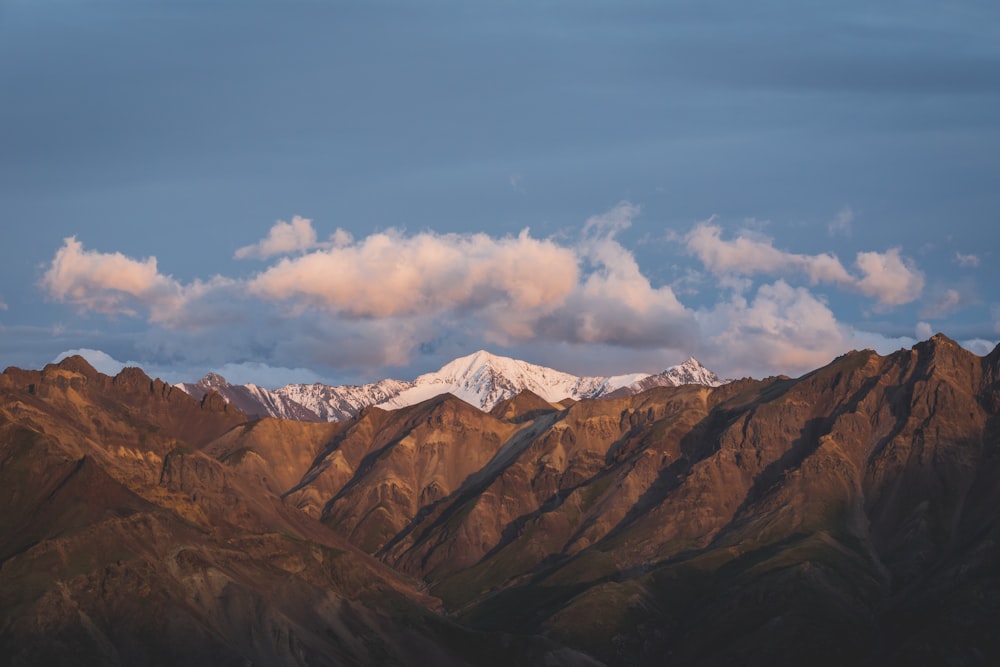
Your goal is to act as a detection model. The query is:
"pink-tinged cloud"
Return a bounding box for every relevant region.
[684,222,924,307]
[40,237,182,317]
[234,215,320,260]
[247,228,580,319]
[684,221,855,286]
[854,248,924,306]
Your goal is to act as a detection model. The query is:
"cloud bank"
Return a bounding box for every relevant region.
[684,221,924,306]
[39,205,936,380]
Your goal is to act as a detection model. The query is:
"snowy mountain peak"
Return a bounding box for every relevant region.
[381,351,651,412]
[661,357,723,387]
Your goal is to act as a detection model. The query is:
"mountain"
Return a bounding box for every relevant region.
[0,358,588,667]
[179,372,323,421]
[9,335,1000,664]
[376,350,650,412]
[604,356,724,397]
[275,377,414,422]
[180,350,721,422]
[284,334,1000,665]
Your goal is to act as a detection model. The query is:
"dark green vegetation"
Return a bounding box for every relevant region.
[3,334,1000,665]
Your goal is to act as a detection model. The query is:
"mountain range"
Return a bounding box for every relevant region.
[178,350,725,422]
[3,334,1000,665]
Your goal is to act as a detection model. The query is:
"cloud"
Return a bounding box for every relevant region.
[248,227,580,319]
[519,202,697,349]
[39,237,183,317]
[684,220,855,285]
[853,248,925,307]
[961,338,999,356]
[52,348,129,376]
[919,288,962,319]
[915,321,933,340]
[695,280,916,378]
[696,280,851,377]
[202,361,326,387]
[955,252,980,268]
[828,206,854,237]
[38,205,930,382]
[234,215,322,260]
[684,221,924,307]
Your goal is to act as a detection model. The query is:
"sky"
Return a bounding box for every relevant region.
[1,0,999,387]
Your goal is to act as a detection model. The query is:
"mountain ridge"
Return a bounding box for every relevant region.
[178,350,725,422]
[4,334,1000,664]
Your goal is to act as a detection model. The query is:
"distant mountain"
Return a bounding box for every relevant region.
[178,372,322,421]
[376,350,649,412]
[275,377,414,422]
[604,357,724,397]
[178,351,726,422]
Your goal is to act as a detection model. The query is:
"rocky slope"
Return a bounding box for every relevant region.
[0,358,587,667]
[4,335,1000,665]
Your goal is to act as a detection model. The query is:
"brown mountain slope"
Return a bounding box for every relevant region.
[0,357,592,667]
[281,335,1000,665]
[4,337,1000,665]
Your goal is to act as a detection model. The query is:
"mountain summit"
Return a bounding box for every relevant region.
[376,349,650,412]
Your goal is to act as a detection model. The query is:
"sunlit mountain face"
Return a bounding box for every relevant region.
[4,335,1000,665]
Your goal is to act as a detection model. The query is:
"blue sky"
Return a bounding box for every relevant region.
[2,1,998,386]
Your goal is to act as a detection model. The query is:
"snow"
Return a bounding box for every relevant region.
[378,350,652,412]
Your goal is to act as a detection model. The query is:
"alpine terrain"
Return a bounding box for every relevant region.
[3,334,1000,665]
[179,350,724,423]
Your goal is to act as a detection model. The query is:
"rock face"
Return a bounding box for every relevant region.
[4,335,1000,665]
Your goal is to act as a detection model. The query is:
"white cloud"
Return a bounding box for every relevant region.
[234,215,321,260]
[696,281,851,377]
[684,222,924,307]
[955,252,980,268]
[204,361,326,387]
[915,321,933,340]
[38,205,937,382]
[695,280,916,378]
[519,202,697,349]
[52,348,129,376]
[828,206,854,237]
[684,220,854,286]
[961,338,999,356]
[854,248,924,307]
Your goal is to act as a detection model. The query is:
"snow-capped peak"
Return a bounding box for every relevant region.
[378,350,650,412]
[661,357,723,387]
